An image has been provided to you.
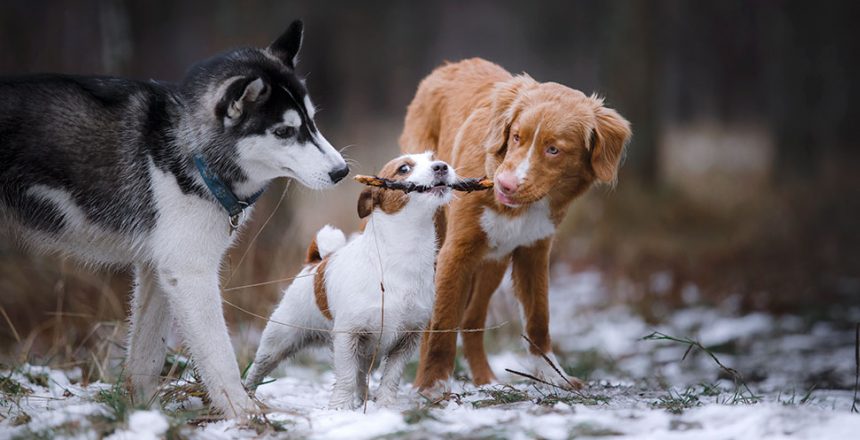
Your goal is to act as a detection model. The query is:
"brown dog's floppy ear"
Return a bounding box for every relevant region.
[589,97,632,185]
[357,188,375,219]
[484,75,535,155]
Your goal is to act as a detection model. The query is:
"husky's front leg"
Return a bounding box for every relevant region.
[126,264,171,406]
[156,263,255,418]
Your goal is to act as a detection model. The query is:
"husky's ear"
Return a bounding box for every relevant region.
[225,77,269,127]
[357,188,376,219]
[268,20,303,69]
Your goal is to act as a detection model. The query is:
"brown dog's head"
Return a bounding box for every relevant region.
[482,76,631,208]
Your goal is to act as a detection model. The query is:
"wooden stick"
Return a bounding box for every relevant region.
[354,175,493,193]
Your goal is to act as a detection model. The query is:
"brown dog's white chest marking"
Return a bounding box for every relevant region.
[480,199,555,260]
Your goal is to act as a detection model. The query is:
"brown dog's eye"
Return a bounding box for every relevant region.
[398,164,411,174]
[546,146,559,155]
[512,133,520,144]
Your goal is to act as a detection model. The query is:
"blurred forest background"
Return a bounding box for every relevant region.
[0,0,858,377]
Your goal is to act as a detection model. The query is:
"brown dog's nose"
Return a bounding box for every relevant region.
[495,171,519,195]
[432,161,449,176]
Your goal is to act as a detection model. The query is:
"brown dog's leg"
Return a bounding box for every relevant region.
[416,237,482,392]
[511,238,584,389]
[511,239,553,354]
[461,258,508,385]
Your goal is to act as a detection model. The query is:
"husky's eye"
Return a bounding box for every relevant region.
[397,164,411,174]
[546,145,560,156]
[273,126,297,139]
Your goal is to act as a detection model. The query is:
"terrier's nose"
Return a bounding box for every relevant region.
[495,171,519,195]
[432,162,449,176]
[328,165,350,183]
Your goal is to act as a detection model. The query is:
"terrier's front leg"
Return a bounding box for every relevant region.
[376,333,420,405]
[329,332,361,409]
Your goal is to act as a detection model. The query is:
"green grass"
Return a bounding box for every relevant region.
[642,331,760,405]
[0,375,32,401]
[472,386,531,408]
[651,386,702,414]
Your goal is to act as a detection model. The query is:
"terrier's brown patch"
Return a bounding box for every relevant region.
[357,157,418,219]
[313,258,333,320]
[305,237,321,264]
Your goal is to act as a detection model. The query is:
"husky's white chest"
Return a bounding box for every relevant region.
[480,200,556,260]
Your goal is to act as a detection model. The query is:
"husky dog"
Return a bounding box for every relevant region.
[0,20,348,417]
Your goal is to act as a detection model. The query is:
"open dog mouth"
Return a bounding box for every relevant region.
[422,182,450,196]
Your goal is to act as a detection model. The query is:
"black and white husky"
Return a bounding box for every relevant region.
[0,20,347,417]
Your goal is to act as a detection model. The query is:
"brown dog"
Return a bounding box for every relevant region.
[400,58,631,393]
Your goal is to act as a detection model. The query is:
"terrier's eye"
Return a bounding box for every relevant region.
[274,126,297,139]
[398,164,411,174]
[512,133,521,143]
[546,145,560,155]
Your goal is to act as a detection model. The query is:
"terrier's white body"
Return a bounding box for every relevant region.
[245,152,455,408]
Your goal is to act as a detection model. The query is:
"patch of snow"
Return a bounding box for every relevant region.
[106,411,169,440]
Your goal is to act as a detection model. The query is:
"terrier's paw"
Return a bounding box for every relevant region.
[328,395,357,410]
[375,390,398,406]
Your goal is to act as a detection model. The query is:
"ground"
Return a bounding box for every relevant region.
[1,268,858,439]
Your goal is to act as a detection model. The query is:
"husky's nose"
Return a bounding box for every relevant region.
[432,161,449,177]
[328,165,350,183]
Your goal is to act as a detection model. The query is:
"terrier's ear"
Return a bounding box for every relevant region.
[268,20,304,69]
[589,96,632,185]
[225,77,269,127]
[357,188,376,219]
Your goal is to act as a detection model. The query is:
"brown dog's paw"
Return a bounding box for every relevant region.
[416,379,452,403]
[525,352,585,391]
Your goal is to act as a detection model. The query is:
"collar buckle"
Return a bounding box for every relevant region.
[193,155,266,234]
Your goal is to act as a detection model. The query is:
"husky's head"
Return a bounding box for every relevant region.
[180,20,349,191]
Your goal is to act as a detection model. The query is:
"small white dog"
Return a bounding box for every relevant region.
[245,152,456,408]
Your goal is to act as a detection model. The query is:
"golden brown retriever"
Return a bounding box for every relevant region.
[400,58,631,393]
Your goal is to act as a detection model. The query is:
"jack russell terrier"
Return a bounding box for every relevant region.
[245,152,457,408]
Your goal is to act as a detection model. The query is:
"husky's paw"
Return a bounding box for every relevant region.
[222,395,259,420]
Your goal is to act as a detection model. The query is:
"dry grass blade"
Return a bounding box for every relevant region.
[852,323,859,413]
[520,334,581,390]
[642,331,759,401]
[0,305,21,343]
[505,368,567,392]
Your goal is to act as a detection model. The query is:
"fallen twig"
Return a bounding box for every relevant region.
[354,175,493,193]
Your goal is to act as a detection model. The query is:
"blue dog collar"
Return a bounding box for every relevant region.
[193,155,265,220]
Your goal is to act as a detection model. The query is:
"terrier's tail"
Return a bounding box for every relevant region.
[305,225,347,263]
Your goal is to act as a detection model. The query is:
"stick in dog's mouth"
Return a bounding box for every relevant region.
[354,175,494,194]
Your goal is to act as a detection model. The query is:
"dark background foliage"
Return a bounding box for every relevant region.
[1,1,857,371]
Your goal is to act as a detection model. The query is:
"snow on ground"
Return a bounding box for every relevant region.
[2,267,858,439]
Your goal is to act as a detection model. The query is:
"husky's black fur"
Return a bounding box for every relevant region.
[0,23,317,240]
